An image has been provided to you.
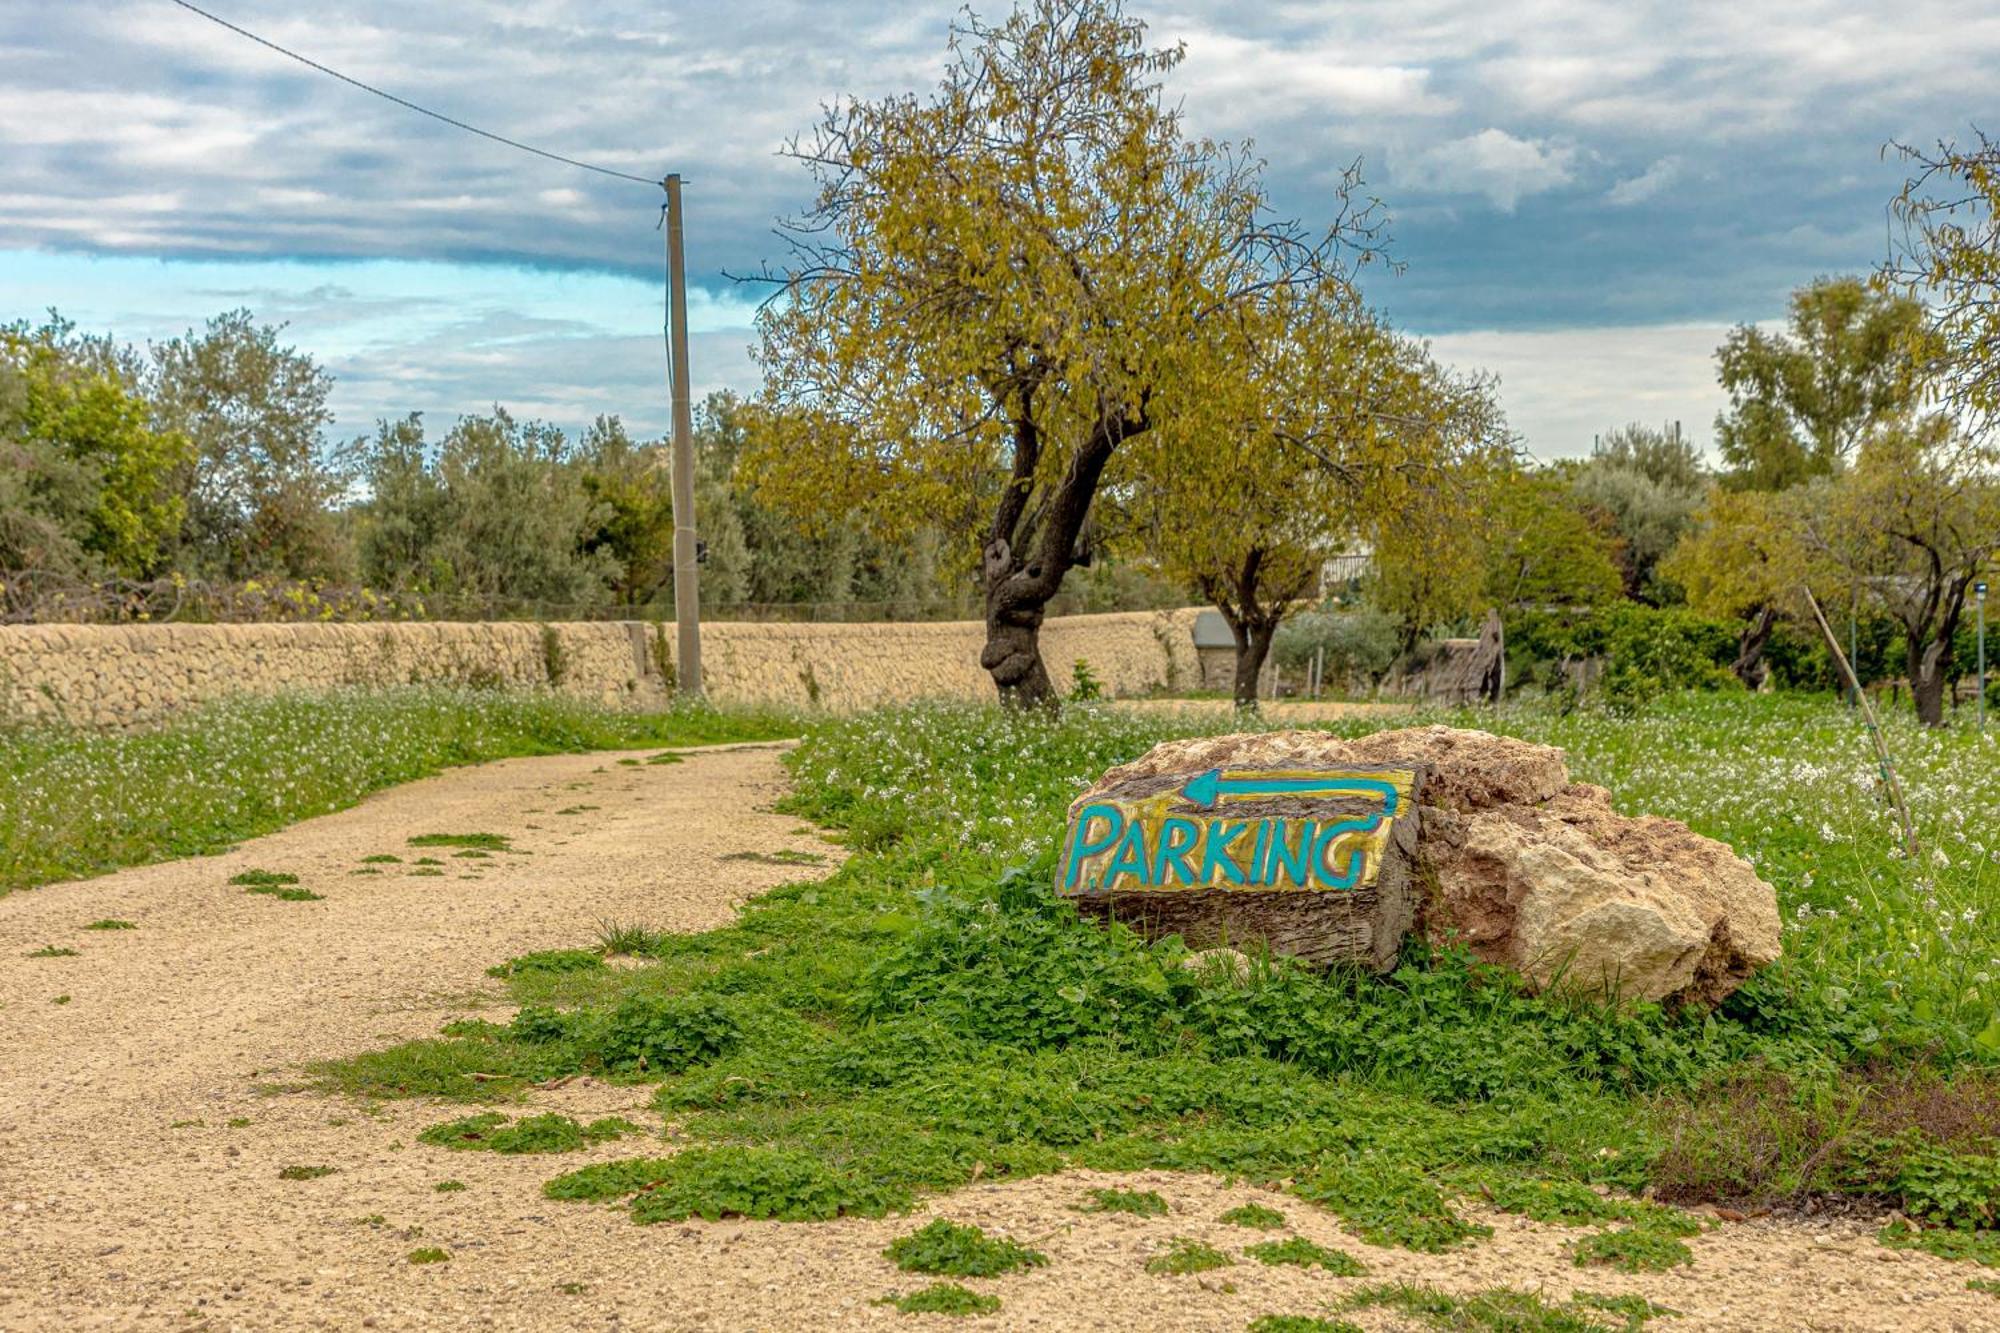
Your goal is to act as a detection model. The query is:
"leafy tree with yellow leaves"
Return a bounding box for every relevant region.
[745,0,1385,706]
[1657,487,1812,689]
[1141,293,1501,706]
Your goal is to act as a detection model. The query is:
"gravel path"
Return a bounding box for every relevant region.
[0,743,1992,1331]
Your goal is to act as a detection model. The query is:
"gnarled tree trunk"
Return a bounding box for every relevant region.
[1204,545,1311,713]
[1909,636,1952,727]
[1731,603,1778,689]
[978,403,1134,709]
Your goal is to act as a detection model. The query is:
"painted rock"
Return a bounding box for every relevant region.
[1057,740,1427,972]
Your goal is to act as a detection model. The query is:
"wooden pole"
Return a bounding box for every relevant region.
[663,174,702,697]
[1804,585,1917,859]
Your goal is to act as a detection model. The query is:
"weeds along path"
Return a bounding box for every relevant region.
[0,741,1991,1331]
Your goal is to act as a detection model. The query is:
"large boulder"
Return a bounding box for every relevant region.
[1059,726,1780,1005]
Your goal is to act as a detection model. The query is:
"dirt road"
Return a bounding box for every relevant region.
[0,743,1991,1331]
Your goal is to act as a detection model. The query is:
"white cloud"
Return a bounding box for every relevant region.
[1399,128,1577,211]
[1605,155,1684,206]
[1166,25,1453,122]
[1417,321,1767,460]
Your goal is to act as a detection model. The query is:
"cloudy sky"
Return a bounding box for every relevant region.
[4,1,1994,457]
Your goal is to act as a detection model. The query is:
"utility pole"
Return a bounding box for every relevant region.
[1978,578,1989,734]
[663,173,702,697]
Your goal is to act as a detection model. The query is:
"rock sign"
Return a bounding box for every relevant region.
[1057,726,1781,1005]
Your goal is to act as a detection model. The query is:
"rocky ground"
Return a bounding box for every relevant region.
[0,742,1994,1331]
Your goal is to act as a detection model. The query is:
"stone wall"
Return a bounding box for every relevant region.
[0,609,1204,727]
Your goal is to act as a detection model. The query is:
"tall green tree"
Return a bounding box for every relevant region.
[1482,465,1623,612]
[151,310,351,580]
[579,415,677,608]
[354,409,618,610]
[1657,487,1812,688]
[748,0,1382,705]
[1713,277,1924,491]
[1570,423,1706,602]
[0,318,190,578]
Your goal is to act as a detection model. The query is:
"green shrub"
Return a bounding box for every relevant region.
[1570,1227,1692,1273]
[886,1220,1048,1277]
[1144,1237,1232,1275]
[486,949,604,979]
[1293,1158,1490,1253]
[1220,1202,1288,1230]
[418,1112,639,1154]
[880,1283,1001,1316]
[1080,1187,1167,1217]
[1244,1237,1365,1275]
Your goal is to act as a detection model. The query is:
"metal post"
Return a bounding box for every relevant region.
[1978,579,1988,734]
[663,174,702,697]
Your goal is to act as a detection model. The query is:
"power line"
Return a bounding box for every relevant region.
[166,0,662,187]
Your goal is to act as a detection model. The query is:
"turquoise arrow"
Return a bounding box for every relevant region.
[1181,769,1402,813]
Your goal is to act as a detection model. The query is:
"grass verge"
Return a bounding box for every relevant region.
[1,685,798,894]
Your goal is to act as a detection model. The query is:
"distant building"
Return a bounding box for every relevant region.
[1319,541,1373,595]
[1191,609,1238,691]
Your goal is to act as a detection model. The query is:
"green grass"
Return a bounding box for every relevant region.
[885,1220,1047,1277]
[245,884,323,902]
[313,693,2000,1260]
[1079,1186,1168,1216]
[409,832,510,851]
[278,1164,336,1180]
[878,1283,1001,1315]
[407,1247,450,1265]
[83,918,136,930]
[417,1112,640,1154]
[0,686,798,895]
[1145,1236,1233,1275]
[25,944,78,957]
[1247,1319,1364,1333]
[1345,1283,1674,1332]
[434,1179,466,1192]
[1220,1202,1288,1230]
[1569,1227,1694,1273]
[1244,1236,1366,1275]
[228,869,297,886]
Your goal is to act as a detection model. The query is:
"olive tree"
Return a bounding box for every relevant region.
[1142,296,1497,706]
[1811,419,2000,725]
[746,0,1382,706]
[1657,487,1812,688]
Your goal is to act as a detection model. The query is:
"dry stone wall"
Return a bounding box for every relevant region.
[0,609,1204,728]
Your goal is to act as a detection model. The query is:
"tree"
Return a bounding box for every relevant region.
[354,409,618,610]
[352,414,443,593]
[1570,423,1706,601]
[151,310,351,580]
[579,415,677,607]
[1144,298,1496,706]
[1809,418,2000,725]
[0,317,190,577]
[747,0,1381,705]
[1481,465,1623,611]
[1657,487,1811,687]
[1886,130,2000,434]
[1712,277,1924,491]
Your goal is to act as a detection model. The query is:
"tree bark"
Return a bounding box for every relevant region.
[1229,616,1280,710]
[1910,636,1950,727]
[977,403,1131,709]
[1731,603,1778,690]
